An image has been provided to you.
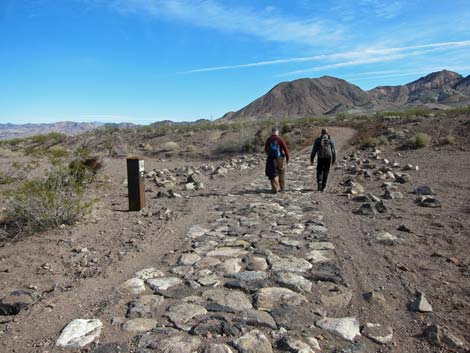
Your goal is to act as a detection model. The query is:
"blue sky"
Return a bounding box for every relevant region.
[1,0,470,124]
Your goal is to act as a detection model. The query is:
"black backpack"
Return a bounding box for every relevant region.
[318,135,332,159]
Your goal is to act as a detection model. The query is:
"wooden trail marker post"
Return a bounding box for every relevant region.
[126,157,145,211]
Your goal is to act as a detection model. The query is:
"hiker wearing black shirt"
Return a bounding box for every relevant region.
[310,128,336,192]
[265,127,290,193]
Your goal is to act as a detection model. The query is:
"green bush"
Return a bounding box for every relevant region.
[408,133,431,149]
[161,141,180,152]
[242,137,258,153]
[213,138,243,154]
[186,144,197,152]
[442,135,456,145]
[361,135,388,148]
[49,146,69,161]
[0,171,15,185]
[31,132,66,144]
[4,165,93,233]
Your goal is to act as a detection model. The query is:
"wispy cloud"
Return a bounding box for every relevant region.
[344,66,470,81]
[358,0,404,19]
[104,0,341,46]
[178,40,470,75]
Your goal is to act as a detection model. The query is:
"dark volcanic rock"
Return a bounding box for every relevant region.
[92,343,129,353]
[270,305,321,331]
[0,290,35,316]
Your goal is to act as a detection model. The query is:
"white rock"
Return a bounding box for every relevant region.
[254,287,307,311]
[316,317,361,342]
[233,329,273,353]
[280,337,319,353]
[198,274,220,287]
[306,337,321,351]
[309,242,335,250]
[187,225,210,239]
[207,247,248,257]
[122,318,157,332]
[273,272,312,293]
[306,250,333,264]
[135,267,165,280]
[362,323,393,344]
[119,278,146,294]
[269,256,313,273]
[372,231,398,245]
[183,182,195,191]
[56,319,102,348]
[178,253,201,266]
[217,258,242,274]
[147,277,182,292]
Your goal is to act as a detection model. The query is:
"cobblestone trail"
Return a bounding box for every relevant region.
[57,153,392,353]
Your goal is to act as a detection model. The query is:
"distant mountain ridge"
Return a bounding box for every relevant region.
[220,70,470,121]
[0,121,137,140]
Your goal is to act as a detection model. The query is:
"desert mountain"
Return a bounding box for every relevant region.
[0,121,137,140]
[221,70,470,121]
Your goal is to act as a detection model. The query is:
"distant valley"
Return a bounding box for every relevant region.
[0,121,137,140]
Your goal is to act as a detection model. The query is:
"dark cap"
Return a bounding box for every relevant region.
[272,127,279,133]
[321,128,328,135]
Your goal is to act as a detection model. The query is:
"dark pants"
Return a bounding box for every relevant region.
[317,158,331,189]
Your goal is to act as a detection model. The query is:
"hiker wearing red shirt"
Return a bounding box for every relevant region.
[265,127,290,193]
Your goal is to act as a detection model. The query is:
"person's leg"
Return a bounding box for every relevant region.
[271,176,280,193]
[321,159,331,191]
[316,159,323,191]
[278,158,286,191]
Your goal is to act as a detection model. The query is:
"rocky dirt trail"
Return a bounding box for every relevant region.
[2,126,469,353]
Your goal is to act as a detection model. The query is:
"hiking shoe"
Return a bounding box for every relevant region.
[279,188,286,193]
[317,184,322,192]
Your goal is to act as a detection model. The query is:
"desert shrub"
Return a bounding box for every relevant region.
[281,123,294,134]
[0,161,37,185]
[0,171,15,185]
[385,127,405,140]
[408,133,431,149]
[4,164,93,233]
[361,135,388,148]
[213,138,242,154]
[161,141,180,152]
[444,105,470,117]
[49,146,69,161]
[242,137,258,153]
[68,157,103,184]
[441,135,456,145]
[30,132,66,145]
[142,143,153,151]
[0,137,28,148]
[186,144,197,152]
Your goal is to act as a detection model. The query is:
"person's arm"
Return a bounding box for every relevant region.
[330,138,337,164]
[264,138,269,155]
[279,138,289,163]
[310,139,319,163]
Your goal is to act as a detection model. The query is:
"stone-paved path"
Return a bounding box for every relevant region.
[75,155,385,353]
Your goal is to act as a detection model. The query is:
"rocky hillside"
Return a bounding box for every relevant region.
[221,70,470,121]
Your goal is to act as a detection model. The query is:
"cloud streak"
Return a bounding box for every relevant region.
[178,40,470,74]
[106,0,341,46]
